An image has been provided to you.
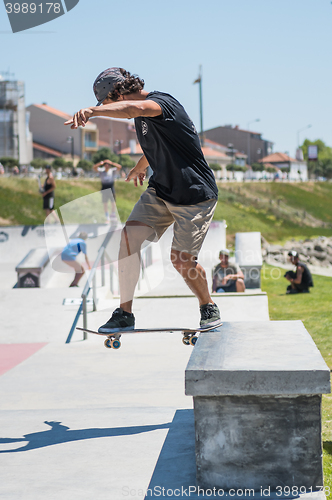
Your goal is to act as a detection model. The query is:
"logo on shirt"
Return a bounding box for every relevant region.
[142,121,148,136]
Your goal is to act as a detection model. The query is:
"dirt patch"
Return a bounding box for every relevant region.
[0,216,14,225]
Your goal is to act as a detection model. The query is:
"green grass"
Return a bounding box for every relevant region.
[215,181,332,244]
[1,178,332,244]
[261,265,332,496]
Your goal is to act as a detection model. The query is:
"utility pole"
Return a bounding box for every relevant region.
[193,65,204,146]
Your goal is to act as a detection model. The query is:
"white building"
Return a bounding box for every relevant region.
[0,77,33,165]
[258,152,308,181]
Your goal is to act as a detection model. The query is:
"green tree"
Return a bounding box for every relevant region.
[300,139,332,179]
[251,163,265,172]
[118,154,135,170]
[77,159,93,171]
[52,157,67,169]
[0,157,17,168]
[30,158,49,169]
[92,148,120,164]
[209,163,222,171]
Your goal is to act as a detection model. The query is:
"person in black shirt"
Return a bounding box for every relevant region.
[41,165,60,223]
[284,251,314,294]
[65,67,221,333]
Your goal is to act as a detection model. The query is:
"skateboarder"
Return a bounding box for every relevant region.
[65,67,221,331]
[61,232,91,287]
[284,250,313,294]
[212,249,245,293]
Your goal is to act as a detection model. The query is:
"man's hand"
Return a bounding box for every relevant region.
[64,108,94,129]
[126,169,146,187]
[126,155,149,187]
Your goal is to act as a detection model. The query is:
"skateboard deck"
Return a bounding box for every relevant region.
[76,323,223,350]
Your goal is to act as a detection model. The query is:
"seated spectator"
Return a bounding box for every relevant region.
[212,249,245,293]
[284,251,313,294]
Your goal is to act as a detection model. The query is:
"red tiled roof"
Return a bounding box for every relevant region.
[202,147,228,158]
[32,104,96,129]
[33,103,72,120]
[259,152,297,163]
[204,138,228,149]
[33,142,63,157]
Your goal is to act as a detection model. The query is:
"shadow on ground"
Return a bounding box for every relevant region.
[0,420,171,453]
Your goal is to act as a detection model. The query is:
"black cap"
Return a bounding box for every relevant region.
[93,68,125,106]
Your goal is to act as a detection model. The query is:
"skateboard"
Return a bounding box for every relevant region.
[76,323,223,350]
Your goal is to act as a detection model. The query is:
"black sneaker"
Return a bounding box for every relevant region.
[98,308,135,333]
[200,303,221,328]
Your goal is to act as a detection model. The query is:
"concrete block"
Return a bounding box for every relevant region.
[193,395,323,490]
[235,232,263,289]
[185,320,330,492]
[185,321,330,396]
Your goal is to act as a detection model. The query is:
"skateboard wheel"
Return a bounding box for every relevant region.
[189,336,198,346]
[111,339,121,349]
[104,339,112,349]
[182,336,190,346]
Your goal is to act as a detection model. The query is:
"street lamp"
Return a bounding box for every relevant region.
[247,118,260,166]
[193,65,204,146]
[297,124,312,148]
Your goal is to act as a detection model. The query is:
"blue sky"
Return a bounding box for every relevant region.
[0,0,331,156]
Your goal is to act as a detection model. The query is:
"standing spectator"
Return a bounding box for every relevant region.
[93,159,122,223]
[41,165,60,223]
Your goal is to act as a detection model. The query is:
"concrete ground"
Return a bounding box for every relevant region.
[1,223,322,500]
[0,278,271,500]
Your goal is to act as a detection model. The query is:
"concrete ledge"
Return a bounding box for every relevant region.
[185,321,331,396]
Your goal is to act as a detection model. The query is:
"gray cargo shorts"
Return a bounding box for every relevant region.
[127,187,217,257]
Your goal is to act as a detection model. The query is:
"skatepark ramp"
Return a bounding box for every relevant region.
[185,320,330,493]
[235,231,263,289]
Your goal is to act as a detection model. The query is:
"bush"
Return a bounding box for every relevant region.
[77,159,93,171]
[52,158,68,169]
[209,163,222,171]
[92,148,120,164]
[0,157,17,168]
[227,164,246,172]
[118,154,135,170]
[30,158,49,169]
[251,163,265,172]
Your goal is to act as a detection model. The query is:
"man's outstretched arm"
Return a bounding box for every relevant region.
[64,100,162,129]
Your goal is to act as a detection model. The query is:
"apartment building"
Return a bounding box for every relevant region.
[0,77,33,165]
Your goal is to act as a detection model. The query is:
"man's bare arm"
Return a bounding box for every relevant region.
[64,100,162,129]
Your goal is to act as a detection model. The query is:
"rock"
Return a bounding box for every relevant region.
[309,256,323,266]
[266,245,284,255]
[307,250,328,261]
